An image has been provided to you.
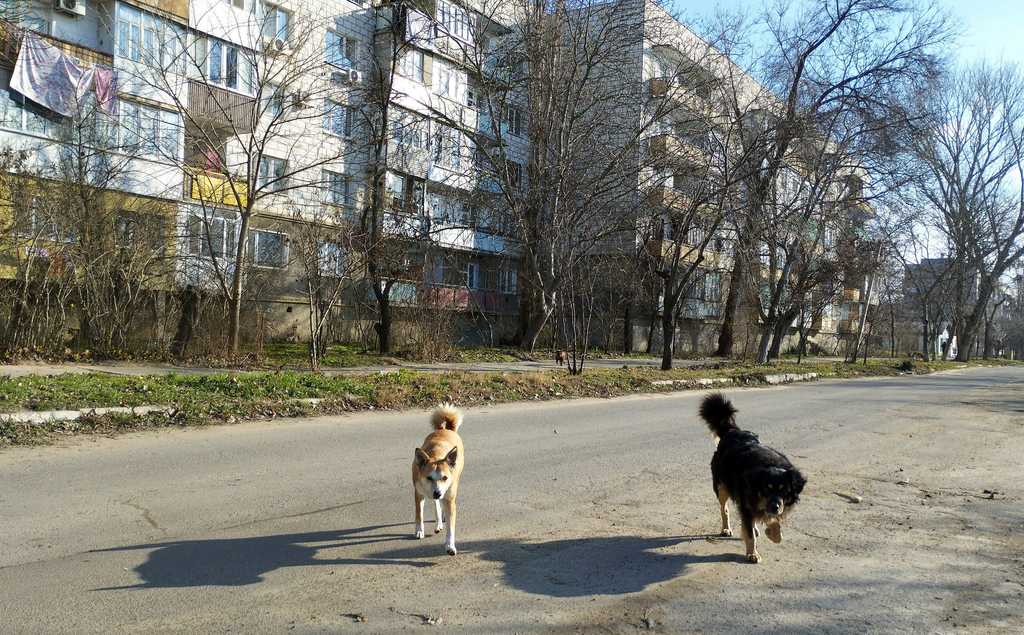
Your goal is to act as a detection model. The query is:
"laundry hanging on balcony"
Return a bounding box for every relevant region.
[10,33,118,118]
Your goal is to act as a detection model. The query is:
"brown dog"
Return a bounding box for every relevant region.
[555,350,568,366]
[412,404,465,555]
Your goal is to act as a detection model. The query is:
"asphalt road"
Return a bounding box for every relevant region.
[2,367,1022,633]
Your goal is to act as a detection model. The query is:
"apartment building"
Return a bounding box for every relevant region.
[0,0,526,350]
[621,0,876,356]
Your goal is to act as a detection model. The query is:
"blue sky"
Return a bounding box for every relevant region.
[670,0,1024,65]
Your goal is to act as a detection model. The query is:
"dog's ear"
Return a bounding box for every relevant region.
[445,447,458,467]
[789,469,807,495]
[415,448,430,467]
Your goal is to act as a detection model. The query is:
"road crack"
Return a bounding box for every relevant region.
[119,499,163,533]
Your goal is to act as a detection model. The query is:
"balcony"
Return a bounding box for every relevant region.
[421,284,518,314]
[648,77,715,113]
[187,79,256,131]
[646,185,695,211]
[648,134,710,167]
[0,24,112,69]
[185,168,248,208]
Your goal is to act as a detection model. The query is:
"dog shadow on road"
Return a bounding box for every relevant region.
[372,534,742,597]
[90,523,426,590]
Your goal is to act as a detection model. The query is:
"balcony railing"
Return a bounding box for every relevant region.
[187,79,256,131]
[648,134,710,167]
[422,284,518,314]
[0,23,113,69]
[185,168,248,208]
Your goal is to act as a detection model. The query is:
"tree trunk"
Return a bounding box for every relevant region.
[714,259,742,357]
[376,294,392,354]
[622,302,632,354]
[755,318,774,364]
[226,213,252,356]
[660,306,676,371]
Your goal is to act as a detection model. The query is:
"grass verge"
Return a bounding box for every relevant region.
[1,358,1018,447]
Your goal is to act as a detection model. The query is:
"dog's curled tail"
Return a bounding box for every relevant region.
[698,393,737,438]
[431,403,463,432]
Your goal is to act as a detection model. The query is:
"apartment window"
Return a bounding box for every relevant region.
[324,170,353,207]
[261,4,290,42]
[435,62,456,98]
[433,124,462,167]
[438,0,474,43]
[506,105,523,137]
[323,100,353,137]
[464,261,480,289]
[498,269,517,294]
[704,271,722,303]
[0,70,59,137]
[392,111,429,150]
[223,0,246,8]
[385,172,424,214]
[258,156,288,192]
[120,101,180,160]
[507,160,524,191]
[400,50,425,83]
[195,37,254,94]
[325,31,356,68]
[318,241,345,277]
[117,5,185,72]
[466,85,481,111]
[251,229,288,268]
[188,212,238,258]
[262,83,284,118]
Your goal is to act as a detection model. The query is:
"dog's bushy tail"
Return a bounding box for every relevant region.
[698,393,737,438]
[431,403,463,432]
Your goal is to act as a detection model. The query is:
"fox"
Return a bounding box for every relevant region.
[412,403,465,556]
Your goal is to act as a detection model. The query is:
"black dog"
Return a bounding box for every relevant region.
[698,393,806,563]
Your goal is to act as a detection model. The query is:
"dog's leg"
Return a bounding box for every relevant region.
[740,508,760,563]
[717,485,732,536]
[443,497,457,556]
[414,493,425,539]
[434,498,444,534]
[765,519,782,544]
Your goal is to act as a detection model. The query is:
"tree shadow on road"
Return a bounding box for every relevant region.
[373,534,742,597]
[90,523,428,590]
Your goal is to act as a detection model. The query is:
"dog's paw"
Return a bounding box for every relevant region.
[765,524,782,544]
[746,552,761,564]
[435,524,444,534]
[445,545,457,556]
[414,529,425,540]
[720,528,733,537]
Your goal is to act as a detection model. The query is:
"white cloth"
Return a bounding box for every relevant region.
[10,33,116,117]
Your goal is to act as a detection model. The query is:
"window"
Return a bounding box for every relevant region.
[117,5,185,72]
[435,61,456,98]
[0,70,60,137]
[466,85,481,111]
[498,269,517,294]
[325,31,356,68]
[251,229,288,268]
[262,83,284,118]
[261,4,290,41]
[385,172,424,214]
[438,0,474,43]
[704,271,722,303]
[195,37,253,94]
[464,261,479,289]
[324,170,353,207]
[433,124,462,167]
[258,156,287,192]
[119,102,180,159]
[507,161,524,191]
[385,171,406,212]
[188,212,238,258]
[392,111,429,150]
[224,0,246,8]
[400,50,424,82]
[318,241,345,277]
[323,100,353,137]
[506,105,523,136]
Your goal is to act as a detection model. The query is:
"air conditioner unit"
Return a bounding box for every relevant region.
[55,0,86,17]
[264,37,290,56]
[330,69,362,85]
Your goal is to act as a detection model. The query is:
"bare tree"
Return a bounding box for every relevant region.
[710,0,954,359]
[908,63,1024,361]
